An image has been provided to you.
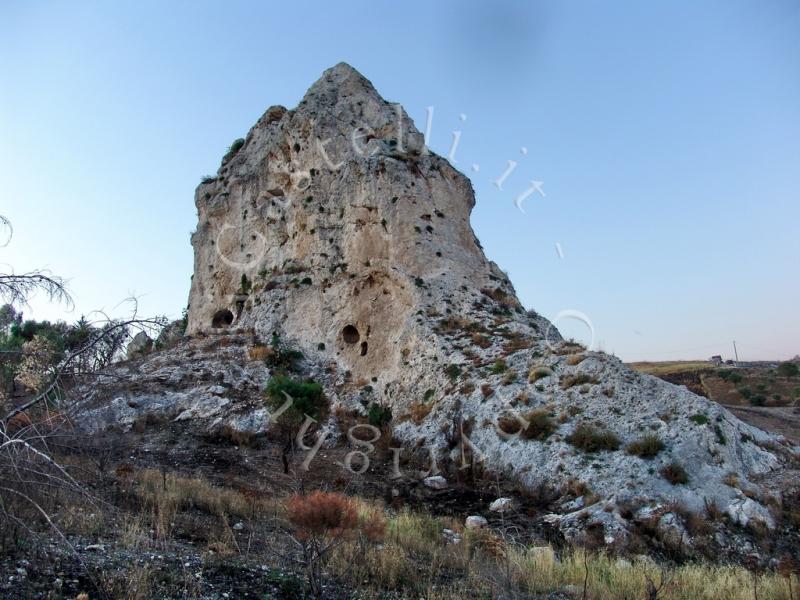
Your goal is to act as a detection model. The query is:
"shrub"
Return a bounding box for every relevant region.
[480,383,494,398]
[560,373,598,389]
[201,175,216,184]
[750,394,766,407]
[423,389,435,402]
[367,403,392,428]
[738,387,752,400]
[625,435,664,459]
[444,364,462,380]
[689,414,709,425]
[566,423,620,452]
[266,376,326,426]
[239,273,252,294]
[660,462,689,485]
[265,334,304,373]
[502,370,517,385]
[286,491,360,596]
[223,137,245,162]
[490,359,507,374]
[777,362,799,377]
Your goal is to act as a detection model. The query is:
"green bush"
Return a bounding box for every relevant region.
[750,394,766,407]
[266,334,304,373]
[566,423,620,452]
[490,359,508,374]
[660,461,689,485]
[690,414,709,425]
[367,403,392,427]
[713,424,727,445]
[223,137,245,162]
[625,435,664,459]
[265,375,326,426]
[444,364,462,381]
[239,273,252,294]
[777,362,799,377]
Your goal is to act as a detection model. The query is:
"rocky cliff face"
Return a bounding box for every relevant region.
[187,63,524,386]
[79,63,796,551]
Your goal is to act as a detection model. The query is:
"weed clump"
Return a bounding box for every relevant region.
[566,423,620,452]
[561,373,599,389]
[625,435,664,459]
[660,461,689,485]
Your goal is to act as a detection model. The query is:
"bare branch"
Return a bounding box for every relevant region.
[0,271,73,309]
[0,215,12,248]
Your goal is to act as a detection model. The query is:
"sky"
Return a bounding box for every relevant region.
[1,1,798,362]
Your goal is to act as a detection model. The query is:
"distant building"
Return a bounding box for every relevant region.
[710,355,723,366]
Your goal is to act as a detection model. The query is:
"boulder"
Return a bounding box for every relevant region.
[423,475,448,490]
[465,515,488,530]
[126,331,153,359]
[489,498,514,513]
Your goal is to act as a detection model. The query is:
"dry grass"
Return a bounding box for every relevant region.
[566,422,620,452]
[626,434,665,459]
[566,354,586,366]
[628,361,714,375]
[409,401,433,424]
[528,365,553,383]
[248,345,273,361]
[561,372,600,389]
[132,469,278,542]
[324,501,799,600]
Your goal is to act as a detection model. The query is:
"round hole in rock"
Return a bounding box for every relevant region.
[360,341,368,356]
[211,309,234,328]
[342,325,360,344]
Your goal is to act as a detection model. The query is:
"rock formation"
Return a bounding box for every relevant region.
[78,63,796,552]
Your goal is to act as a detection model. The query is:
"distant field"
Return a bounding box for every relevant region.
[627,361,716,375]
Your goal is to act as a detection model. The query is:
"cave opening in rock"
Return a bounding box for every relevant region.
[342,325,360,344]
[211,309,234,329]
[360,341,368,356]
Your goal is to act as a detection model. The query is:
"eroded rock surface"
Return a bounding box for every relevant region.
[77,63,797,552]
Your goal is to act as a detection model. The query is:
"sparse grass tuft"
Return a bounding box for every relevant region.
[625,435,664,459]
[661,461,689,485]
[566,423,620,452]
[520,409,556,441]
[528,365,553,383]
[561,373,599,389]
[490,359,508,374]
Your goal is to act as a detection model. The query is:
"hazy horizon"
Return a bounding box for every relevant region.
[2,1,798,362]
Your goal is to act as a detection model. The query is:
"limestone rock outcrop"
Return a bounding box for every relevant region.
[78,63,796,552]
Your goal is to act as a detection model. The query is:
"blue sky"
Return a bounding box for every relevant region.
[1,1,798,361]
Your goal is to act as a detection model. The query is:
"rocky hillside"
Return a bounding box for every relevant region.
[76,63,798,554]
